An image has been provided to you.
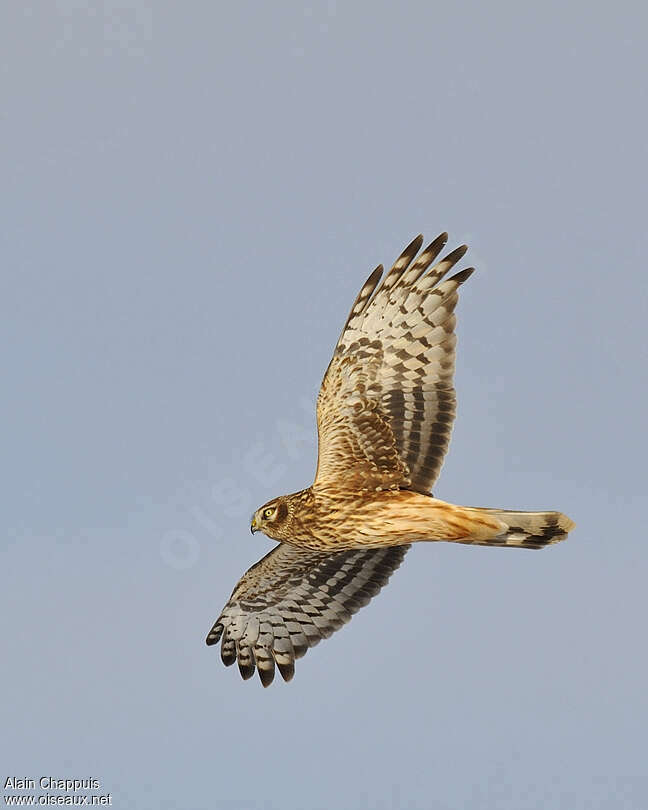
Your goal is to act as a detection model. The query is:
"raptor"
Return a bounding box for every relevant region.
[206,234,575,686]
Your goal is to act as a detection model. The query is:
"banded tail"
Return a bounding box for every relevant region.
[459,507,575,550]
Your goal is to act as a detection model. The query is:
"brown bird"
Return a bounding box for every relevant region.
[206,233,575,686]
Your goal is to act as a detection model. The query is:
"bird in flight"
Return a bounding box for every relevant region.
[206,233,574,686]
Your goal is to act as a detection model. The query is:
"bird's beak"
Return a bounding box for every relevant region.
[250,516,258,534]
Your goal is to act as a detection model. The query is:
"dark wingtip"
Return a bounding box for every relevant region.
[398,235,424,261]
[428,231,449,252]
[258,666,276,687]
[238,661,255,680]
[221,638,237,666]
[445,244,469,264]
[277,660,295,682]
[450,266,475,284]
[361,264,384,290]
[205,623,223,646]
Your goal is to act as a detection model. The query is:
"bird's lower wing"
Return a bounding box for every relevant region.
[206,542,409,686]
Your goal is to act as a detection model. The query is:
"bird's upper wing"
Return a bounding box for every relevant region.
[206,542,408,686]
[314,234,473,494]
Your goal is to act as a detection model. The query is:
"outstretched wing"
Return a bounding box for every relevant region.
[206,543,408,686]
[314,234,473,494]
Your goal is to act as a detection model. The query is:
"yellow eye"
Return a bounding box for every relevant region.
[263,507,276,519]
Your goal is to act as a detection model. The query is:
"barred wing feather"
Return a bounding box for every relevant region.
[315,234,473,493]
[206,543,409,686]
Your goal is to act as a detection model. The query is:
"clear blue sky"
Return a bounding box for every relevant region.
[2,3,647,809]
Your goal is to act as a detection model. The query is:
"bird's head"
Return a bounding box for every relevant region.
[250,495,294,541]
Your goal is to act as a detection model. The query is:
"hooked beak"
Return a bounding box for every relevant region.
[250,515,258,534]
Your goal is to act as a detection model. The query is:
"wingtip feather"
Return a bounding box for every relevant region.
[450,266,475,284]
[205,623,223,646]
[444,244,468,264]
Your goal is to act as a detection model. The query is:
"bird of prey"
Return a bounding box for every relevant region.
[206,233,574,686]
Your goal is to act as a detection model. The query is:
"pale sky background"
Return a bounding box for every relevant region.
[2,3,647,809]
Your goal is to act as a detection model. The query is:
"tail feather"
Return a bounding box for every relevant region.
[459,508,575,550]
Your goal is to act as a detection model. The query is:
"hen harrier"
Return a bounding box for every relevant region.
[206,234,574,686]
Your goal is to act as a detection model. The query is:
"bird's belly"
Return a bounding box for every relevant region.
[290,491,504,551]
